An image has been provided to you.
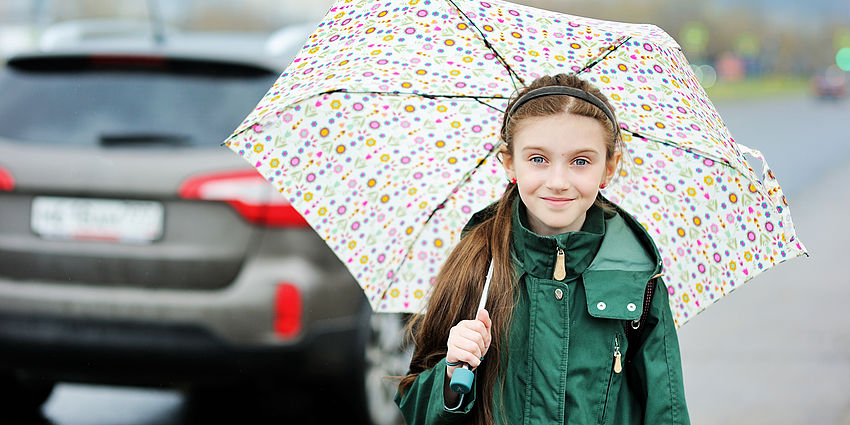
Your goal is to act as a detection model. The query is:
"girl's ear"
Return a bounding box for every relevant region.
[605,151,622,183]
[500,148,516,182]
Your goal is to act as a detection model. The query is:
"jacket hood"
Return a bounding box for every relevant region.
[583,200,663,321]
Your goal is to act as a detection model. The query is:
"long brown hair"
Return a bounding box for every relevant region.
[397,74,622,425]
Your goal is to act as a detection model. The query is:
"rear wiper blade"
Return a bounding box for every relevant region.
[99,133,191,147]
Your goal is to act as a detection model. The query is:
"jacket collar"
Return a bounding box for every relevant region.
[511,198,606,281]
[467,196,665,321]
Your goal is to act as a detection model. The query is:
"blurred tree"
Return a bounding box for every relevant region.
[541,0,842,77]
[679,21,709,62]
[835,28,850,51]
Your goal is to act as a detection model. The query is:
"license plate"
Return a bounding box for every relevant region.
[31,196,164,243]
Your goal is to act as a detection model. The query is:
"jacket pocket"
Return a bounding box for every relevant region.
[598,334,622,424]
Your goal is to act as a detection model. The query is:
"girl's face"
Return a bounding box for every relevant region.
[502,113,620,236]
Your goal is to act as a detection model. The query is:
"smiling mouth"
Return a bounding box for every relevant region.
[542,197,575,205]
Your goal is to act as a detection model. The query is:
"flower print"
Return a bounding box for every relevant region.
[242,134,258,148]
[728,206,747,226]
[698,220,719,242]
[710,168,726,182]
[333,102,354,123]
[676,186,697,207]
[767,233,789,262]
[668,237,698,267]
[693,276,712,298]
[750,246,765,265]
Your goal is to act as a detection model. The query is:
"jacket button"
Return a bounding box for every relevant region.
[627,303,637,312]
[597,302,606,310]
[554,288,563,300]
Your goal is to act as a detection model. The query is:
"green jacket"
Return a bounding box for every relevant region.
[396,200,690,424]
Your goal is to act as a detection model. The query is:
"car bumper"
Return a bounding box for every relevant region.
[0,238,365,346]
[0,309,366,388]
[0,227,369,388]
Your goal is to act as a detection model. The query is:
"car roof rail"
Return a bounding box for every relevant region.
[38,19,175,51]
[264,22,315,62]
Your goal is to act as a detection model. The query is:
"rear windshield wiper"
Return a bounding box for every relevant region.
[99,133,192,147]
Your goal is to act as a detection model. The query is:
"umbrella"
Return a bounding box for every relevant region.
[224,0,807,327]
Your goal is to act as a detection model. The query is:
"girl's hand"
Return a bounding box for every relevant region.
[445,309,492,379]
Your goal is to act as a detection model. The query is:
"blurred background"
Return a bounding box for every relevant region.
[1,0,848,424]
[2,0,849,98]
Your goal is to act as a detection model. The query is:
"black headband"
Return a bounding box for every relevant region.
[506,86,619,134]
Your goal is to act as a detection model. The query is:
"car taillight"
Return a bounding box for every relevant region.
[178,170,308,227]
[274,283,302,339]
[0,166,14,191]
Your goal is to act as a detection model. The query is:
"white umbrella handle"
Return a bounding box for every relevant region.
[450,258,494,394]
[477,259,494,313]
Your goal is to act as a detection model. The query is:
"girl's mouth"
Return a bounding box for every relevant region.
[542,197,575,206]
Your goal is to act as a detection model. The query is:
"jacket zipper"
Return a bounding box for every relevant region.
[630,274,660,330]
[613,336,622,374]
[601,335,622,423]
[554,247,566,281]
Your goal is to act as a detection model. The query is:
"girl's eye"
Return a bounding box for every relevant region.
[530,156,546,164]
[574,158,589,166]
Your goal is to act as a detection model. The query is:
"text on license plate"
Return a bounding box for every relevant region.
[31,196,164,243]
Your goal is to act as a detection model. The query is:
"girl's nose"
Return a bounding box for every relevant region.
[545,165,571,190]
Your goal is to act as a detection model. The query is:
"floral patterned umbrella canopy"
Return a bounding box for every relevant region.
[224,0,806,326]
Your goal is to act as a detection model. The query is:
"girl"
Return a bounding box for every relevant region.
[395,74,690,424]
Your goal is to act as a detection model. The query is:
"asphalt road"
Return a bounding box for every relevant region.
[11,94,850,425]
[677,94,850,425]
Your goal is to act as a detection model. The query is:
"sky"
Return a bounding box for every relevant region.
[1,0,848,27]
[713,0,849,25]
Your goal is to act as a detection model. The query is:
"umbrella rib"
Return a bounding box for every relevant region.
[380,137,505,306]
[572,39,754,183]
[320,87,507,305]
[444,0,526,91]
[623,128,736,169]
[222,91,508,148]
[575,35,631,75]
[474,98,507,113]
[320,88,508,112]
[622,128,797,251]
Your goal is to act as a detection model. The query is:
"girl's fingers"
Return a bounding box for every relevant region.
[449,333,483,358]
[476,309,493,350]
[465,354,482,369]
[446,315,493,369]
[455,324,487,352]
[467,312,492,354]
[445,312,491,380]
[461,319,490,346]
[477,309,492,330]
[447,350,482,369]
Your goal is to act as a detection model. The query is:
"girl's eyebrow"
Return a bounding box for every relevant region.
[520,146,602,156]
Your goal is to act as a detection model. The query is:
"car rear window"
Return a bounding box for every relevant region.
[0,55,280,147]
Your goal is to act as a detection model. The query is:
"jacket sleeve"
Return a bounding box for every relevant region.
[627,278,691,425]
[394,358,477,425]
